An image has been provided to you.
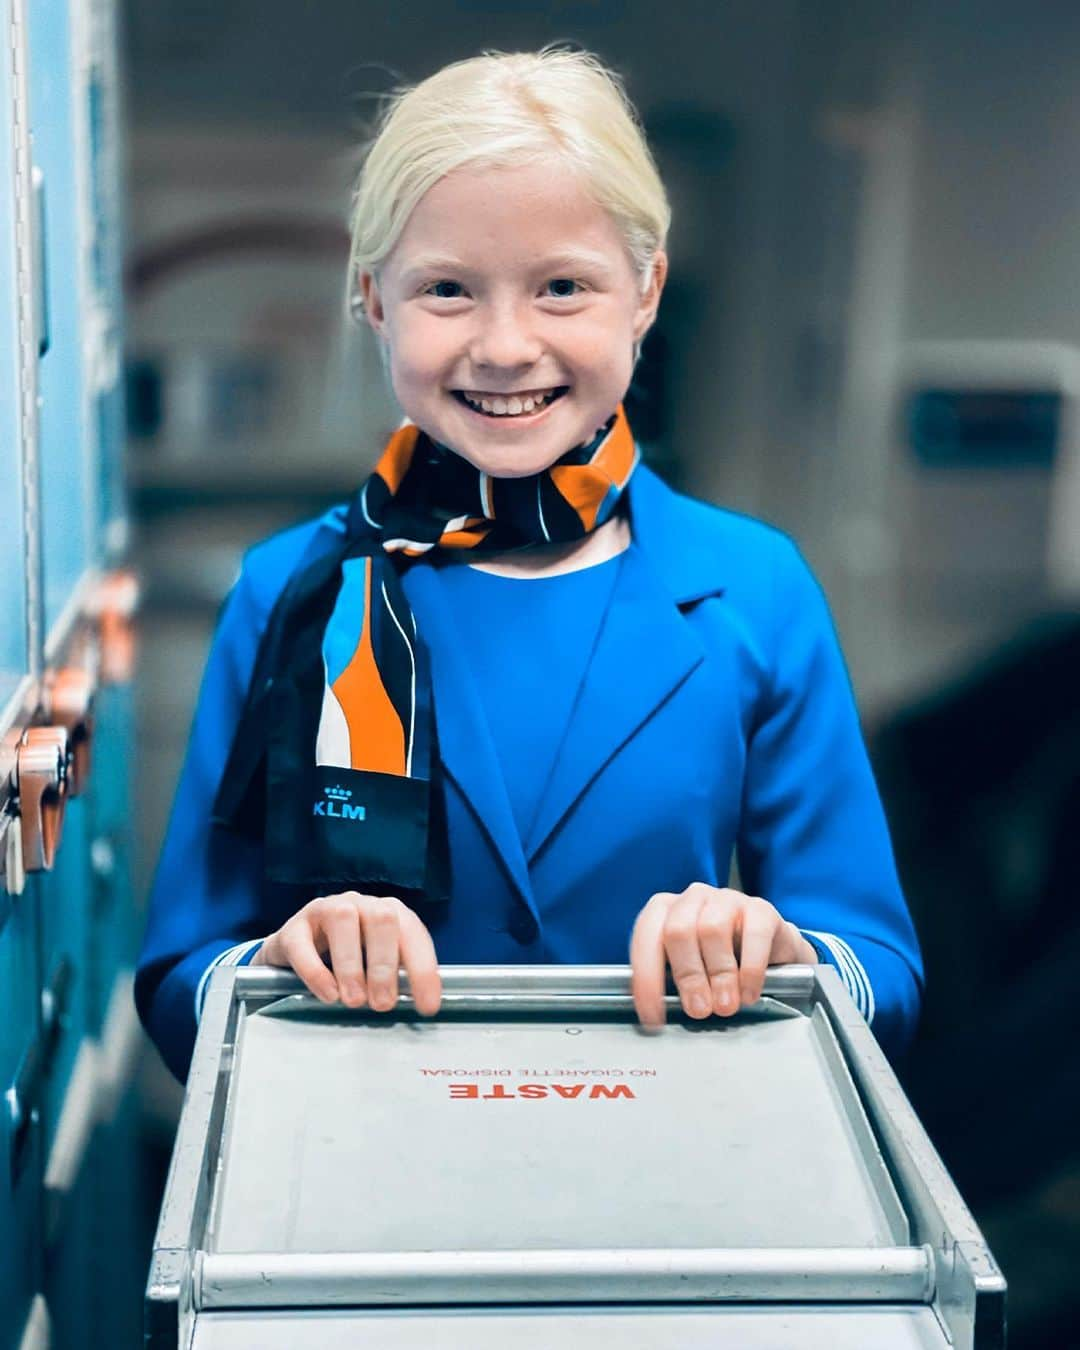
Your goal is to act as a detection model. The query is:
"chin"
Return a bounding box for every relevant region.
[432,429,574,479]
[462,450,564,479]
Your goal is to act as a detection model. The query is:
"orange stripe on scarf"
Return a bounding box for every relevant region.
[440,518,490,549]
[549,404,636,531]
[373,423,421,496]
[331,560,406,774]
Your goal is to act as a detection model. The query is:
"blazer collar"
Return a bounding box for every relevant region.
[625,463,730,609]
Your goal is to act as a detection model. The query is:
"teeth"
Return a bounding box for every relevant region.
[460,388,559,416]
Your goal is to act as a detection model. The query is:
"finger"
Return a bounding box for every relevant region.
[630,894,673,1027]
[360,897,401,1011]
[398,907,442,1016]
[663,891,712,1019]
[321,896,366,1008]
[279,920,339,1003]
[737,900,777,1006]
[697,895,740,1016]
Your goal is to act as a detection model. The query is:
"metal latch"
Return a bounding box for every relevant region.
[1,805,25,897]
[44,666,94,797]
[90,569,138,685]
[15,726,69,873]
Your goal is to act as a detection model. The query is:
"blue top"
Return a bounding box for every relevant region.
[434,555,622,849]
[135,465,925,1081]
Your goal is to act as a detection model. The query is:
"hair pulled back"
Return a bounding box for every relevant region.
[345,44,670,320]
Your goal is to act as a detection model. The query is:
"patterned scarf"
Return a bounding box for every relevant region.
[212,402,638,900]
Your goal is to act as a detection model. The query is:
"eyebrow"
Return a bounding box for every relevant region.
[399,249,619,284]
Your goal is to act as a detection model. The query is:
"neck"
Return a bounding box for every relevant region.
[467,514,631,578]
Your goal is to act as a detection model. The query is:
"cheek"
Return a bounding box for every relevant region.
[575,333,633,390]
[387,318,450,383]
[572,310,638,367]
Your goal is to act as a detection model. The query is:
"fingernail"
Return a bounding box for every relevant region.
[689,994,709,1017]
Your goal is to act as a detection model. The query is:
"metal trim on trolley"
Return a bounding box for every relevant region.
[146,964,1006,1350]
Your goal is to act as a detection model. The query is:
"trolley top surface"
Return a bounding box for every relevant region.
[191,1305,951,1350]
[207,995,906,1256]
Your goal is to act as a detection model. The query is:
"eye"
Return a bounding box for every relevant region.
[545,278,583,298]
[425,280,466,299]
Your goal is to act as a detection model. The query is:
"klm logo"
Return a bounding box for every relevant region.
[313,784,366,822]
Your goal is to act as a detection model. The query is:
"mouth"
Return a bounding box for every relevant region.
[451,386,570,422]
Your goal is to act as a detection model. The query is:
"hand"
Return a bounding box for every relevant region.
[251,892,441,1015]
[630,883,818,1027]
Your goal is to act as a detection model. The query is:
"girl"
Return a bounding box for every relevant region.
[135,46,923,1083]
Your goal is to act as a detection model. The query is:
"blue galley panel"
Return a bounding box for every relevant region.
[0,6,28,714]
[87,56,127,551]
[28,0,92,636]
[1,4,40,1341]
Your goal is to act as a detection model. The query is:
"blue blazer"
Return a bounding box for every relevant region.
[135,464,924,1080]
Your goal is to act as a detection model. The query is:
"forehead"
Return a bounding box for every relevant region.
[386,162,631,274]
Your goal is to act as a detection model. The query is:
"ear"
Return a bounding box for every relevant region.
[358,269,388,337]
[632,249,668,344]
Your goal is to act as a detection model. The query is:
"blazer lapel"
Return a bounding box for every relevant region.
[400,463,727,895]
[524,541,707,862]
[402,564,535,911]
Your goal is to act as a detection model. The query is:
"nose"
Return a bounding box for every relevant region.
[469,297,543,374]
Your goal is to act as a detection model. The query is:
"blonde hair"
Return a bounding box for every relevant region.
[345,45,670,322]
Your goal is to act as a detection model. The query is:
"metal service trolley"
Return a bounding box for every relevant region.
[146,965,1006,1349]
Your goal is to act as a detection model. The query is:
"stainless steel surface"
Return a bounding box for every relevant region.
[146,966,1004,1349]
[257,988,803,1018]
[208,979,905,1260]
[234,962,819,1006]
[808,1000,911,1243]
[196,1246,935,1309]
[813,966,1007,1350]
[190,1305,952,1350]
[146,971,242,1350]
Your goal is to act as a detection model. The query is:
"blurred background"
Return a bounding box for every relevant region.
[3,0,1079,1344]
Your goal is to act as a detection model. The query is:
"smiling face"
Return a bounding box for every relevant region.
[358,161,667,478]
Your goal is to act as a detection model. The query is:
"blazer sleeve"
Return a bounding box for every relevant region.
[735,535,924,1061]
[134,562,274,1082]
